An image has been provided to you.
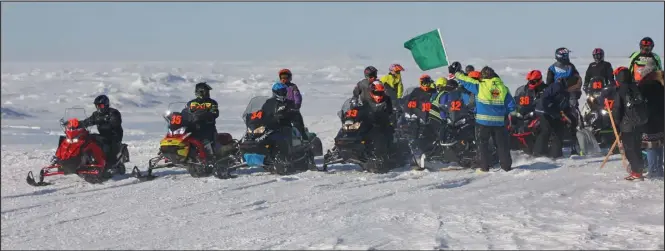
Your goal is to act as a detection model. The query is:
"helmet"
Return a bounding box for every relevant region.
[419,74,434,91]
[93,95,110,113]
[435,77,447,92]
[465,65,475,74]
[613,66,631,85]
[555,47,570,63]
[468,71,481,80]
[271,82,288,102]
[442,79,459,92]
[389,64,405,73]
[480,66,496,79]
[195,82,212,98]
[369,81,386,103]
[640,37,654,53]
[278,68,292,83]
[592,48,604,63]
[526,70,543,90]
[364,66,378,79]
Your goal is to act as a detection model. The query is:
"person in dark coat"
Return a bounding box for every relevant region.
[612,67,648,181]
[637,58,664,178]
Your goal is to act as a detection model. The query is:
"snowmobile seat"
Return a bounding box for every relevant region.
[216,133,234,145]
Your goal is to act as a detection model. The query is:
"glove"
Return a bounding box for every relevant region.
[448,61,462,74]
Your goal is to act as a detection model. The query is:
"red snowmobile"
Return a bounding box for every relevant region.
[26,108,129,186]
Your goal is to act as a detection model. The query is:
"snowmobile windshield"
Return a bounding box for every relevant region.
[62,107,88,124]
[339,97,369,122]
[242,96,270,123]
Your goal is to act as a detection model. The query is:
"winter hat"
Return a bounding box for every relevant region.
[639,58,658,78]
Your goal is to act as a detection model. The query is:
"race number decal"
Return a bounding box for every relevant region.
[250,111,263,120]
[450,100,462,111]
[345,109,358,118]
[170,115,182,125]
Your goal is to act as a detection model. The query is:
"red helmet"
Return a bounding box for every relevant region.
[526,70,543,90]
[278,68,292,83]
[389,64,405,73]
[369,81,386,103]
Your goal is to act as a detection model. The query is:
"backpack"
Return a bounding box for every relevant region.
[622,85,649,126]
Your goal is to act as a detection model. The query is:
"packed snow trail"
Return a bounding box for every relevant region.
[2,143,663,250]
[2,59,663,249]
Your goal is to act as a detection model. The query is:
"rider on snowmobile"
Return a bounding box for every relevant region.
[361,81,395,150]
[78,95,124,166]
[266,82,308,141]
[352,66,380,106]
[584,48,615,91]
[277,68,308,140]
[405,74,437,103]
[185,82,220,162]
[380,64,405,100]
[629,37,663,82]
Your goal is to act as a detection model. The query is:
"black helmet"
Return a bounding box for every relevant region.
[465,65,475,74]
[93,95,110,113]
[640,37,654,53]
[195,82,212,98]
[364,66,378,79]
[480,66,496,79]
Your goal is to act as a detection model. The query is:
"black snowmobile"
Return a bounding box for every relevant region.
[230,96,323,175]
[508,85,542,154]
[582,76,617,149]
[396,89,492,169]
[322,98,409,173]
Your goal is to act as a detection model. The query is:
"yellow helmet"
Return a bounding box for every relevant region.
[435,77,447,87]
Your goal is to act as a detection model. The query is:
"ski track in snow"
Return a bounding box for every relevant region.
[2,58,663,250]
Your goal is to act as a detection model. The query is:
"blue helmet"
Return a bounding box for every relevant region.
[555,47,570,63]
[272,82,288,102]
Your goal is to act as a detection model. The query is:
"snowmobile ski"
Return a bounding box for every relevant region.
[131,166,158,182]
[26,170,53,186]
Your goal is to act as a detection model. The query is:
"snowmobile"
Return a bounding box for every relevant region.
[26,107,130,186]
[507,111,540,154]
[322,98,409,173]
[131,102,240,181]
[582,77,617,149]
[508,85,541,154]
[229,96,323,175]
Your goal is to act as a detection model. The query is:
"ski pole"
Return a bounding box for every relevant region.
[599,136,620,169]
[604,105,627,169]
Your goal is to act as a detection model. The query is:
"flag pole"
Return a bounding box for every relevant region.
[436,28,450,66]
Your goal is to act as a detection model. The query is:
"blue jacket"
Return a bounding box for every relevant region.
[455,72,516,126]
[535,78,569,117]
[439,90,472,120]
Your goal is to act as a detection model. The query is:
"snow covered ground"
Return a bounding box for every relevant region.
[2,57,663,250]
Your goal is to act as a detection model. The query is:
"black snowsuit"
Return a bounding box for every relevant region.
[186,97,220,158]
[584,60,615,90]
[262,97,307,143]
[612,70,646,174]
[81,108,124,165]
[533,78,571,158]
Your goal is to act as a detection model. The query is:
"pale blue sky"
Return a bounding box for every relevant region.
[2,2,663,62]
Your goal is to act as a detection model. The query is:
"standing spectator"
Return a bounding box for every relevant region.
[611,67,650,181]
[637,58,664,179]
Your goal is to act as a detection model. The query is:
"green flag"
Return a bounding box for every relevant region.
[403,29,450,71]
